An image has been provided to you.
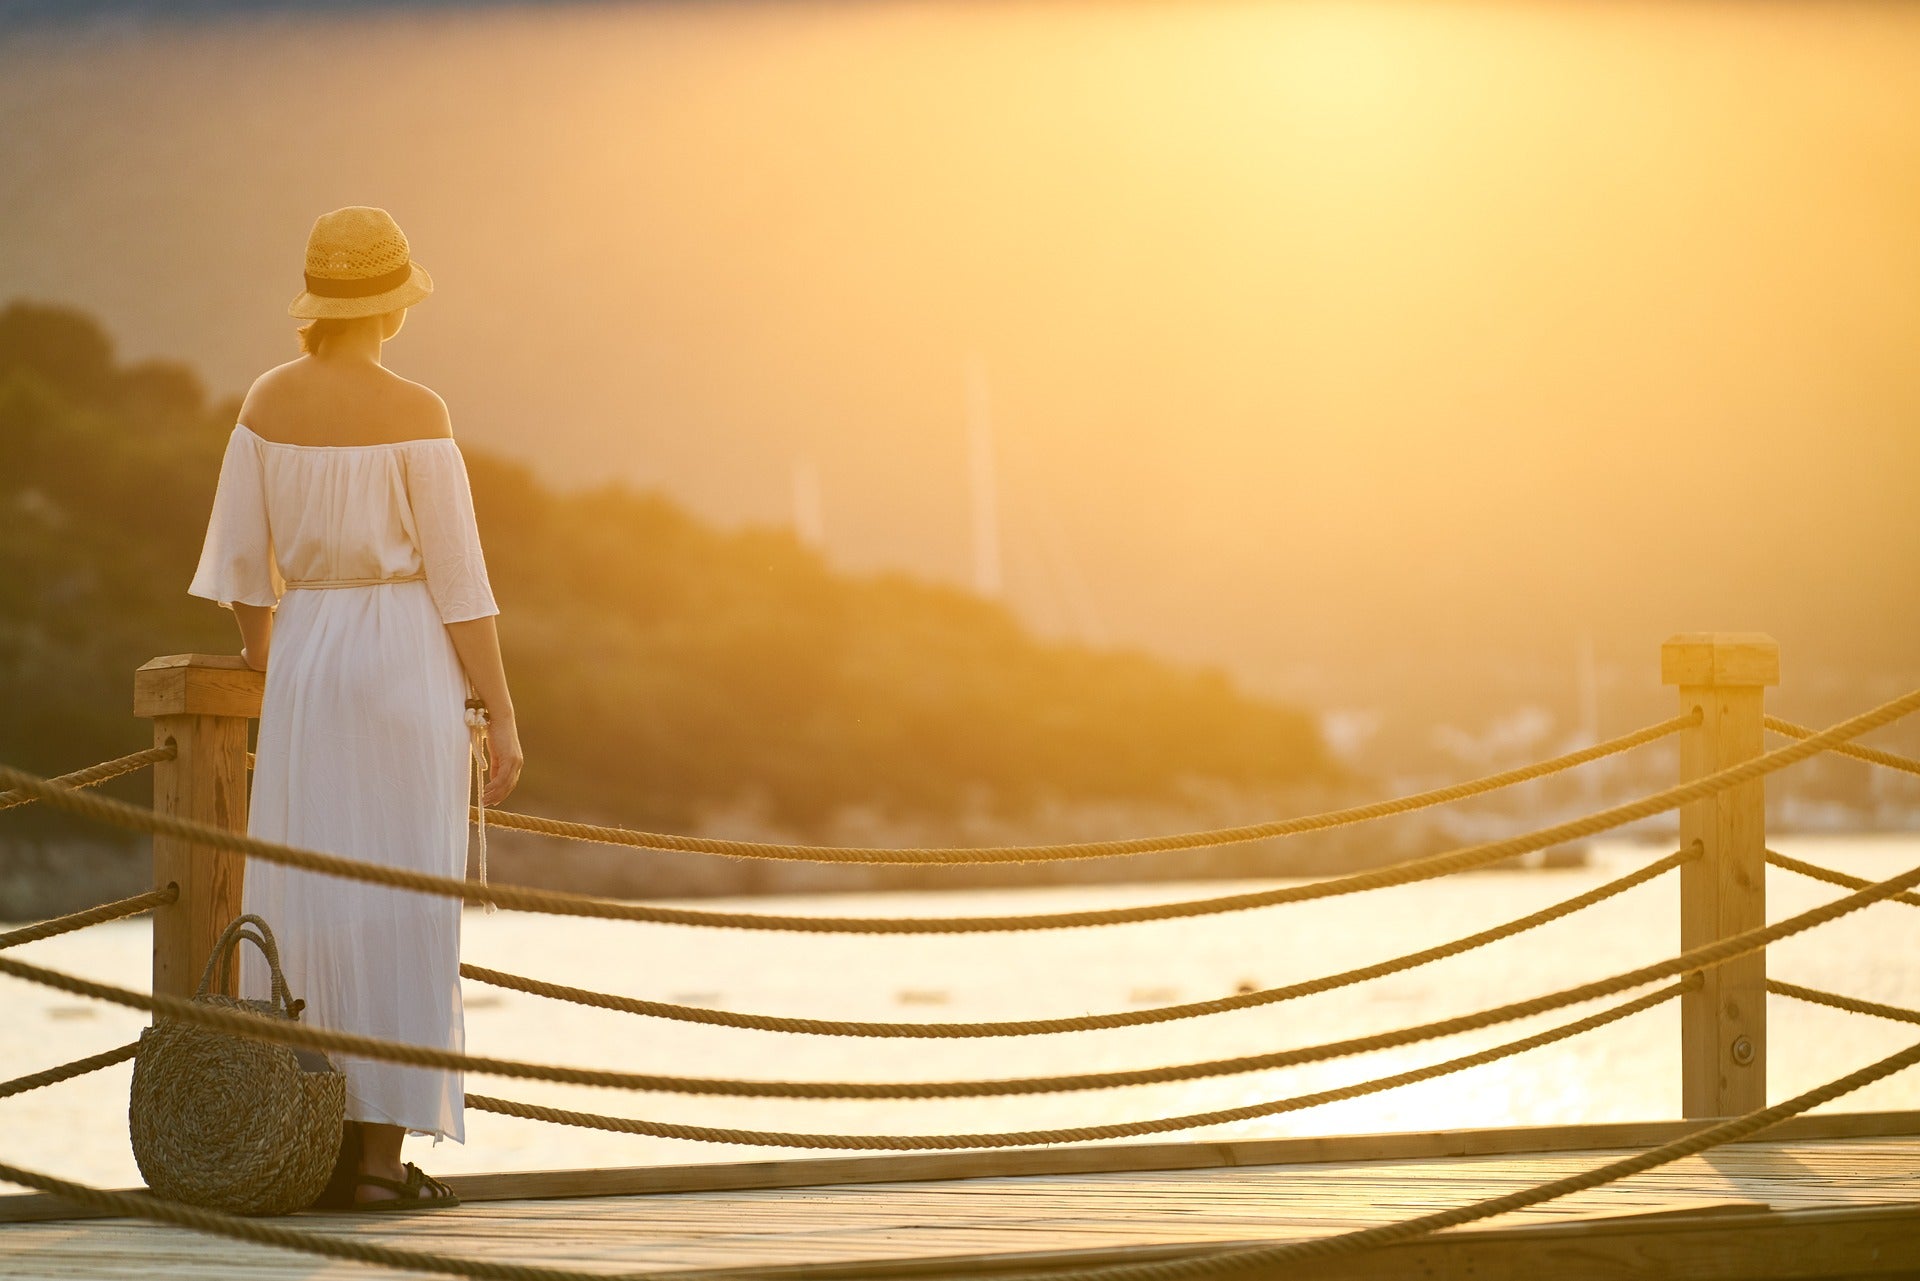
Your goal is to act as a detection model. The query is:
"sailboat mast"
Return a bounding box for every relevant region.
[967,356,1003,597]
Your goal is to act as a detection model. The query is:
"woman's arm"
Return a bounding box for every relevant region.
[445,616,524,806]
[233,604,273,672]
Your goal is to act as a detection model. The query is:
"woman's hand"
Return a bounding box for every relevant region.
[444,616,521,806]
[482,714,524,808]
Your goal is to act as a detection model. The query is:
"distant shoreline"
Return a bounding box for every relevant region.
[9,823,1914,922]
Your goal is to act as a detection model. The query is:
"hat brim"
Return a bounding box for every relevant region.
[287,261,433,320]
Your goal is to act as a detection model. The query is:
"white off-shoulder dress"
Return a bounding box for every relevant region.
[189,423,498,1144]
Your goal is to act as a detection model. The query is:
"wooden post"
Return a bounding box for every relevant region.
[133,654,263,1002]
[1661,632,1778,1118]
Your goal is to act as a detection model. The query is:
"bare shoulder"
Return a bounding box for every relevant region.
[235,359,305,424]
[386,373,453,440]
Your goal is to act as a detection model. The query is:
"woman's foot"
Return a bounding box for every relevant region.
[351,1124,456,1209]
[353,1161,460,1210]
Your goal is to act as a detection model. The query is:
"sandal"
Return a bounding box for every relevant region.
[351,1162,461,1212]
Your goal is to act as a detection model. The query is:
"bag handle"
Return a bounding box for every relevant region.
[211,925,274,1003]
[195,914,302,1020]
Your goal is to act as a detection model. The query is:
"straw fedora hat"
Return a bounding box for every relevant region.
[287,206,434,320]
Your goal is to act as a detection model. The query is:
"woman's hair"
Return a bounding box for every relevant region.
[296,317,358,356]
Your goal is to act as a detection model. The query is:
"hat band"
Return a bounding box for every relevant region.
[302,261,413,299]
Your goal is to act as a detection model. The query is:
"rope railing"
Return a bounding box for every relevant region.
[0,885,180,951]
[0,1022,1910,1281]
[2,852,1915,1101]
[0,744,173,812]
[2,685,1913,932]
[464,981,1693,1152]
[0,1043,140,1103]
[479,713,1699,865]
[1765,714,1920,778]
[1767,848,1920,906]
[0,694,1910,1274]
[1769,979,1920,1027]
[460,847,1696,1038]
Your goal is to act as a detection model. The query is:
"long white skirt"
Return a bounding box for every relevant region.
[238,580,469,1142]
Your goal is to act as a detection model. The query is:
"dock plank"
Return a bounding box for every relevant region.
[3,1134,1916,1279]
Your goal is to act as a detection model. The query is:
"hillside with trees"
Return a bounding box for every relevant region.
[0,301,1335,911]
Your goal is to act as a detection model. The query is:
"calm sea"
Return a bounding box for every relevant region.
[4,835,1917,1192]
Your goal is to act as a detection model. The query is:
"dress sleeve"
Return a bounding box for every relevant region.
[188,428,283,609]
[405,442,500,624]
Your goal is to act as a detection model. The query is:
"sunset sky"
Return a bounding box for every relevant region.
[3,0,1916,741]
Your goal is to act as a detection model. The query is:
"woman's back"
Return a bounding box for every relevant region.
[240,356,451,449]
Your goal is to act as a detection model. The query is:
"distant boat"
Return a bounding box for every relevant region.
[1468,842,1592,872]
[1536,843,1591,870]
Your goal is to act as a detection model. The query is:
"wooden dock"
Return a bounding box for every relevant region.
[7,1117,1920,1279]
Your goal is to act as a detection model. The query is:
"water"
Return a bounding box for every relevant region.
[4,835,1917,1193]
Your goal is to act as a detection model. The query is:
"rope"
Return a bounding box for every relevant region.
[2,854,1915,1099]
[466,698,495,913]
[480,713,1699,865]
[1770,979,1920,1026]
[1,684,1911,931]
[460,848,1695,1038]
[1767,848,1920,907]
[0,1042,139,1102]
[0,885,178,950]
[465,981,1692,1151]
[0,745,173,811]
[0,1022,1910,1281]
[1766,714,1920,777]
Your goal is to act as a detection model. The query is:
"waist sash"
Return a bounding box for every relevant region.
[283,573,427,591]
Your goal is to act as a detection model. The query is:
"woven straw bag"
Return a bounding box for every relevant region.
[130,914,345,1215]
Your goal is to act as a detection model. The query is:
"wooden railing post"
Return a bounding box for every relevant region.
[133,654,263,1002]
[1662,632,1778,1118]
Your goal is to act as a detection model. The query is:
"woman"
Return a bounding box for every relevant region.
[189,205,523,1210]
